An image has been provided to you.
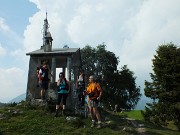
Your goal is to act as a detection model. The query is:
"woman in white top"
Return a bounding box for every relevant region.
[76,69,85,106]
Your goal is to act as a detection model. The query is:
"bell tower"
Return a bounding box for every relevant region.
[41,12,53,52]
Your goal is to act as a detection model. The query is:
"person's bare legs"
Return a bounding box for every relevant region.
[89,106,95,119]
[88,101,102,127]
[88,106,94,126]
[93,108,101,121]
[41,89,46,99]
[93,108,102,128]
[88,106,96,127]
[55,105,60,117]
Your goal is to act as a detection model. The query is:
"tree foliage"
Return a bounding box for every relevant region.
[81,44,141,110]
[143,43,180,129]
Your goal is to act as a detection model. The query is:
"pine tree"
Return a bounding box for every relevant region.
[144,43,180,129]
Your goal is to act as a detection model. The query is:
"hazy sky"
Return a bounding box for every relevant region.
[0,0,180,103]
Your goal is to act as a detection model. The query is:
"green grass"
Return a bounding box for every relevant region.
[0,103,136,135]
[0,103,179,135]
[120,110,144,120]
[118,110,180,135]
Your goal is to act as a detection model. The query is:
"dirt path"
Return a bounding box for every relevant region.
[136,127,146,135]
[126,118,147,135]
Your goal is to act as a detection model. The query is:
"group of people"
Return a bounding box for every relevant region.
[37,61,102,128]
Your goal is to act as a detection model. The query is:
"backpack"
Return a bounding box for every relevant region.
[37,66,44,81]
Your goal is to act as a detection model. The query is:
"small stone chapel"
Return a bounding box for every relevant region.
[26,13,82,107]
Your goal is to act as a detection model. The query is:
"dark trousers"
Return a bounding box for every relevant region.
[56,93,68,105]
[78,92,85,106]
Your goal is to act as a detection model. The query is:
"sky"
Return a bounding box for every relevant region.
[0,0,180,103]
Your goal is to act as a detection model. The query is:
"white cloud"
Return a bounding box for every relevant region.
[0,44,7,57]
[0,18,23,46]
[10,49,24,57]
[120,0,180,75]
[0,17,11,32]
[24,12,43,52]
[0,67,26,103]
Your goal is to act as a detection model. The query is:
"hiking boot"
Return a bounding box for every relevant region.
[96,123,102,129]
[55,114,58,117]
[91,123,95,128]
[91,120,96,128]
[55,110,59,117]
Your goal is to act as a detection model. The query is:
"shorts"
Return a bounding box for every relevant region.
[40,81,48,90]
[88,99,99,108]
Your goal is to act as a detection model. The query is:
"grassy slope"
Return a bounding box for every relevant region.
[120,110,180,135]
[0,104,180,135]
[120,110,144,120]
[0,104,135,135]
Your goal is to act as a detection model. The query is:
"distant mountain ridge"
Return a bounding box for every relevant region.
[9,93,26,103]
[0,102,6,106]
[135,96,153,110]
